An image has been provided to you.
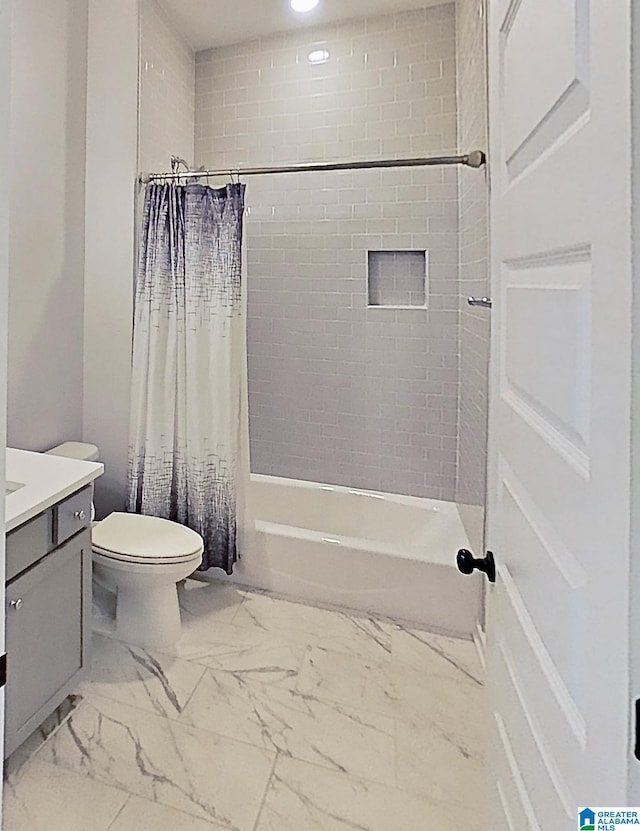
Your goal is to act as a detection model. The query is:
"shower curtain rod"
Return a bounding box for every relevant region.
[138,150,486,184]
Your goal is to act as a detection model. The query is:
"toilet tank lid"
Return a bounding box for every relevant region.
[46,441,100,462]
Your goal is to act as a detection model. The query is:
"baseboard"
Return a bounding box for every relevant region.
[473,621,487,672]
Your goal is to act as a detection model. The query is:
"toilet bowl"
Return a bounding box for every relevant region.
[92,512,203,648]
[46,443,204,649]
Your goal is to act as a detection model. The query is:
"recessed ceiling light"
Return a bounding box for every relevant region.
[290,0,319,13]
[308,48,330,64]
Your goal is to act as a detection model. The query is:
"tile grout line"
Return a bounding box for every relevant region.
[9,579,487,829]
[175,662,209,719]
[52,683,366,792]
[180,581,483,668]
[12,758,136,826]
[69,686,414,805]
[9,696,92,776]
[227,584,251,626]
[64,686,280,757]
[103,793,133,831]
[197,577,481,642]
[79,640,209,724]
[251,750,280,831]
[393,715,400,793]
[47,686,485,812]
[250,746,487,817]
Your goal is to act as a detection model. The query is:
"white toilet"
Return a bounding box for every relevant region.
[47,442,204,649]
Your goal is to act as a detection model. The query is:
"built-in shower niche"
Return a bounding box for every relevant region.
[367,250,428,309]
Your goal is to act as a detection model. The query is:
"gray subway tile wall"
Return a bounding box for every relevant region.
[195,5,462,500]
[455,0,490,527]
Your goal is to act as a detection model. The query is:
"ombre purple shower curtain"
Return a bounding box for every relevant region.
[127,182,247,574]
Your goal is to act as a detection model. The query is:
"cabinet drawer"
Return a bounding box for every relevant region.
[6,513,52,583]
[54,486,92,546]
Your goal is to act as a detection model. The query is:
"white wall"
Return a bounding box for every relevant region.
[5,0,140,517]
[83,0,139,517]
[3,0,193,517]
[84,0,195,517]
[7,0,88,451]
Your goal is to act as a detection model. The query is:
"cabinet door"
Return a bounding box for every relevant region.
[5,533,89,752]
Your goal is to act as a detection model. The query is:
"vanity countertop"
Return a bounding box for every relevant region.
[5,448,104,532]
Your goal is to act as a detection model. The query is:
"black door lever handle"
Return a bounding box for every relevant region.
[456,549,496,583]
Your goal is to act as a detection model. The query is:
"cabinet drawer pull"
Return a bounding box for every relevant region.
[74,510,86,521]
[10,599,23,611]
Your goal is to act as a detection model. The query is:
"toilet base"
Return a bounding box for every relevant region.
[93,554,201,650]
[116,580,182,649]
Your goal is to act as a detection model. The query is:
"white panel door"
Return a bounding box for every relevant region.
[486,0,632,827]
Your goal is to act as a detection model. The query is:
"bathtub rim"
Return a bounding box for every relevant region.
[249,472,463,514]
[254,518,467,566]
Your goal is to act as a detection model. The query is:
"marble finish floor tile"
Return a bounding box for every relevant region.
[108,795,228,831]
[231,591,393,662]
[395,717,486,809]
[391,625,484,684]
[3,757,128,831]
[40,691,275,831]
[4,693,83,781]
[297,646,399,718]
[177,579,248,629]
[170,619,306,690]
[79,633,206,720]
[255,756,481,831]
[179,669,395,785]
[10,582,488,831]
[298,642,487,730]
[396,667,488,750]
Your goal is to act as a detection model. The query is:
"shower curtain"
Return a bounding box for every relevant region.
[127,181,246,574]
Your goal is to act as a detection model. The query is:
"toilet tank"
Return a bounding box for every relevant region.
[46,442,100,462]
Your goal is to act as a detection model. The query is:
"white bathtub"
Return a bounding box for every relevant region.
[229,475,482,636]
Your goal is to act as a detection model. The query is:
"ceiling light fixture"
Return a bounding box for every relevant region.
[290,0,319,13]
[308,48,330,64]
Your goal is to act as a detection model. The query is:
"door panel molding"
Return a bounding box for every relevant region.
[499,566,587,748]
[502,243,591,270]
[499,254,592,469]
[498,638,574,819]
[505,83,589,182]
[500,459,586,588]
[501,0,590,180]
[500,389,590,479]
[496,780,519,831]
[494,711,543,831]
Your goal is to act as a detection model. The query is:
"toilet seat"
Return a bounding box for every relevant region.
[92,512,204,566]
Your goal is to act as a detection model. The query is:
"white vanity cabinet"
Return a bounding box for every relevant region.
[4,486,93,757]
